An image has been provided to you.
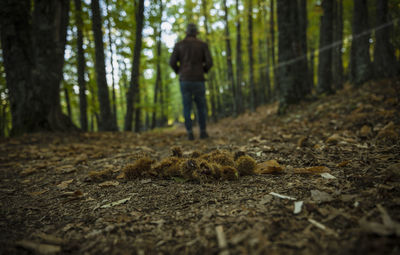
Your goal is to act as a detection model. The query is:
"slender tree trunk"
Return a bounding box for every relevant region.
[105,0,118,130]
[297,0,310,96]
[374,0,398,79]
[124,0,144,132]
[277,0,300,114]
[0,0,76,135]
[151,0,163,129]
[90,0,117,131]
[257,38,267,105]
[262,0,272,102]
[74,0,88,131]
[247,0,256,111]
[309,47,315,89]
[317,0,334,94]
[235,0,244,114]
[332,0,344,90]
[350,0,372,86]
[270,0,279,98]
[202,0,218,121]
[222,0,236,115]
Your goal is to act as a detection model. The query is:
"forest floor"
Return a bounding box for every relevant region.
[1,80,400,255]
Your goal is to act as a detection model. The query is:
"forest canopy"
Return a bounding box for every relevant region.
[0,0,399,136]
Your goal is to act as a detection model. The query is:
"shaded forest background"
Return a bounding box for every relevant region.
[0,0,399,137]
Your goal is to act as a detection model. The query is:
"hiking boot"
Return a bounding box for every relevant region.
[200,131,209,139]
[188,132,195,141]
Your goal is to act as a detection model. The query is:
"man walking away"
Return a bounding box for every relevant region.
[169,23,213,140]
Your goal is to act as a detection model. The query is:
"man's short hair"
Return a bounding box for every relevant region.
[186,23,198,36]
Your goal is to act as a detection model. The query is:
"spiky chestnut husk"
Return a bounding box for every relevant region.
[190,151,202,158]
[171,146,183,158]
[179,159,198,180]
[220,166,239,180]
[152,157,182,177]
[236,155,256,176]
[234,151,246,161]
[192,160,215,182]
[124,157,154,180]
[202,150,235,167]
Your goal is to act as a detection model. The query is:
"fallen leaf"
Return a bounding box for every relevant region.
[20,168,38,176]
[337,160,350,167]
[256,160,284,174]
[57,165,76,174]
[326,134,341,144]
[61,190,83,197]
[116,172,125,179]
[320,173,336,179]
[57,179,73,190]
[29,190,48,197]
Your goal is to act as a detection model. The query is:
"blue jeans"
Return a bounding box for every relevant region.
[180,81,207,133]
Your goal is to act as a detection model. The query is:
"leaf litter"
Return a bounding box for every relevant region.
[0,81,399,254]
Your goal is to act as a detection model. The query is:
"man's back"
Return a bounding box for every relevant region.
[169,36,213,82]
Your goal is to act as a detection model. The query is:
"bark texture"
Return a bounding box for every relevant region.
[91,0,117,131]
[317,0,334,94]
[373,0,398,79]
[74,0,88,131]
[124,0,144,132]
[222,0,237,115]
[0,0,76,136]
[350,0,372,86]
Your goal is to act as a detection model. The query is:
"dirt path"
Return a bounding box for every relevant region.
[1,81,399,254]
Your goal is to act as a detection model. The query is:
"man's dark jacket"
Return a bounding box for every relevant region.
[169,36,213,81]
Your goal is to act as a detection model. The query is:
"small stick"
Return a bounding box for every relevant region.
[215,225,229,255]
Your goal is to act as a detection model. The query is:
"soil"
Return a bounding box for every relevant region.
[1,80,400,254]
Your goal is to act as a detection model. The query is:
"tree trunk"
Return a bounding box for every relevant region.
[0,0,76,136]
[297,0,310,96]
[309,46,315,89]
[332,0,344,90]
[277,0,300,114]
[90,0,117,131]
[105,0,118,130]
[74,0,88,131]
[247,0,256,111]
[350,0,372,86]
[124,0,144,132]
[151,0,163,129]
[235,0,244,114]
[222,0,236,115]
[374,0,398,79]
[270,0,278,98]
[317,0,334,94]
[202,0,218,121]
